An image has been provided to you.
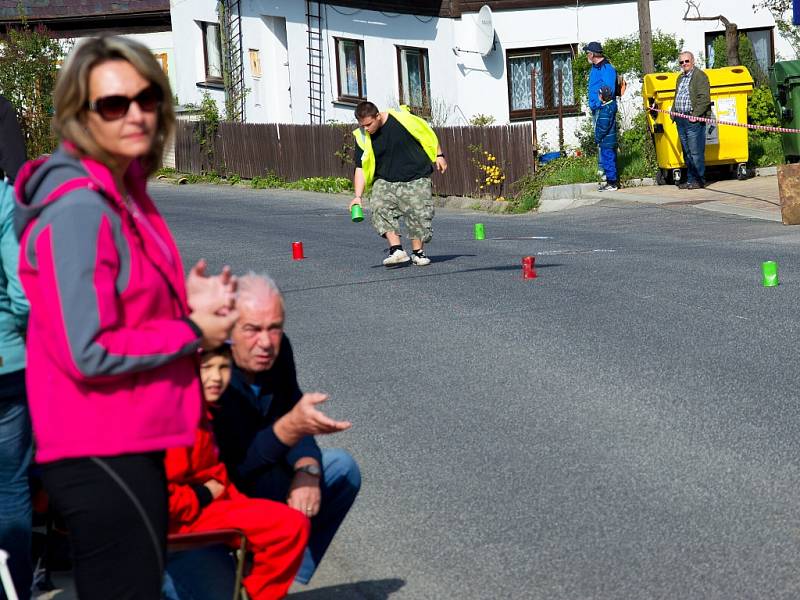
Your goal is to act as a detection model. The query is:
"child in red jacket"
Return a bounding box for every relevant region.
[166,344,310,599]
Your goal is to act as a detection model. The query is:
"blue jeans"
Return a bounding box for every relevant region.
[0,371,32,600]
[247,448,361,585]
[675,118,706,184]
[599,147,618,182]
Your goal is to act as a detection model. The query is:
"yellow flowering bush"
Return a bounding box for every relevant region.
[469,144,506,200]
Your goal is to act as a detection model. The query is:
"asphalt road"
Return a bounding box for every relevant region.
[153,182,800,600]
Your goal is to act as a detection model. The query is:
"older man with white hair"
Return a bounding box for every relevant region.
[672,50,711,189]
[210,273,361,586]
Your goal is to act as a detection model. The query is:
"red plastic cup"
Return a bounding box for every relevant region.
[292,241,304,260]
[522,256,536,279]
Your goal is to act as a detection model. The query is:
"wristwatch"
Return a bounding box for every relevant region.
[295,464,322,477]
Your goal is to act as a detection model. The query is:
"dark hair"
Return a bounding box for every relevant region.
[200,343,232,363]
[355,101,379,120]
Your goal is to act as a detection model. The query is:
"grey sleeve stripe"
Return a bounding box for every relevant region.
[39,191,198,378]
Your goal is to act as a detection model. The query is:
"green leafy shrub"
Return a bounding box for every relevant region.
[0,21,64,157]
[749,85,779,127]
[469,113,496,127]
[195,92,221,173]
[575,115,599,157]
[250,172,287,189]
[618,111,658,180]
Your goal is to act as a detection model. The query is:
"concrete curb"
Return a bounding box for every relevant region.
[538,182,604,212]
[435,196,509,213]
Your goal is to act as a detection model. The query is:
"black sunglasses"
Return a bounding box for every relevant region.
[679,59,692,65]
[88,85,163,121]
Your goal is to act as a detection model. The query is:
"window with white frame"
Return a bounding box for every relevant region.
[397,46,430,111]
[201,21,223,83]
[335,38,366,102]
[507,46,577,120]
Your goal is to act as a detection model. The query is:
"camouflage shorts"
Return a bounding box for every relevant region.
[370,177,434,243]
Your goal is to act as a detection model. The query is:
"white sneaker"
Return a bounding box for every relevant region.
[411,251,431,266]
[383,248,410,266]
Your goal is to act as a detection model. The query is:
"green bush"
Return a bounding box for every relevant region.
[250,172,287,189]
[575,115,599,157]
[749,85,779,127]
[618,111,657,180]
[0,22,64,157]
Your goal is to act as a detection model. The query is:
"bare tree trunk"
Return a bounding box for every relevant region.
[683,0,739,66]
[638,0,655,74]
[724,21,740,66]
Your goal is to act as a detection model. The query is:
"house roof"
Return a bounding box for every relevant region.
[0,0,169,19]
[0,0,171,35]
[324,0,633,18]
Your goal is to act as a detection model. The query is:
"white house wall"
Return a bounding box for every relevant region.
[170,0,794,148]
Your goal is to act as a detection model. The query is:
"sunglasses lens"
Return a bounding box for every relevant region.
[95,96,130,120]
[135,86,162,112]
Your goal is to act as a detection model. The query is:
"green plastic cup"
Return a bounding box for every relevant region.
[762,260,779,287]
[351,204,364,222]
[474,223,485,240]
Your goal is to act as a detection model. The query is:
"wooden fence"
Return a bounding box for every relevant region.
[175,120,537,197]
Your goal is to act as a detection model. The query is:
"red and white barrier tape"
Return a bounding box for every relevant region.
[648,105,800,134]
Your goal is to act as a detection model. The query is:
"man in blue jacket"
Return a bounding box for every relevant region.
[584,42,618,119]
[0,93,31,600]
[212,273,360,586]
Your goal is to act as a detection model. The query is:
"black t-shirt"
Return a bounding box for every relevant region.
[354,113,433,182]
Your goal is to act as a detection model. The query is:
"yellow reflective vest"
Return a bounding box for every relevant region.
[352,106,439,191]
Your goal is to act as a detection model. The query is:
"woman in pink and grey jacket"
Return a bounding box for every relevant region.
[14,37,238,600]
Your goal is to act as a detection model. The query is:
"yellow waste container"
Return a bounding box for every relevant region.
[643,66,754,185]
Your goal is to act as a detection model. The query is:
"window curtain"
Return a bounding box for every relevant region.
[509,55,543,111]
[551,52,574,106]
[401,49,424,107]
[205,24,222,79]
[339,41,360,96]
[746,30,770,75]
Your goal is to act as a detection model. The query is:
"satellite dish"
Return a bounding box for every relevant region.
[475,5,494,56]
[453,5,495,56]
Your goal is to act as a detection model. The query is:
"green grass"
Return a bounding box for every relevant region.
[158,170,353,194]
[508,156,597,213]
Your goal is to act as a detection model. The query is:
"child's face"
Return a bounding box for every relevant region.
[200,354,232,403]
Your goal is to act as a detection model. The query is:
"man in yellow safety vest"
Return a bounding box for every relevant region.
[349,101,447,266]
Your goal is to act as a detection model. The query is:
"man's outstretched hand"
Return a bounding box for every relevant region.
[274,393,352,447]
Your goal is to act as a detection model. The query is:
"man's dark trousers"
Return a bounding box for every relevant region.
[675,118,706,184]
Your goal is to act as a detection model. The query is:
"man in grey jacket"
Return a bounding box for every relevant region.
[673,51,712,189]
[0,93,31,600]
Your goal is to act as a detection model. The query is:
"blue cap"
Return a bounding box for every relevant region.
[583,41,603,54]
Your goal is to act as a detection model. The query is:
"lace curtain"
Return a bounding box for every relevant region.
[509,54,543,111]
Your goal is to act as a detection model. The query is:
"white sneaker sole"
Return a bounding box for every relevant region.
[411,257,431,266]
[383,253,410,266]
